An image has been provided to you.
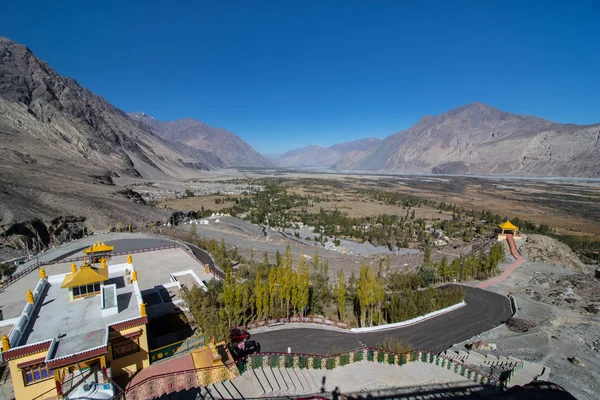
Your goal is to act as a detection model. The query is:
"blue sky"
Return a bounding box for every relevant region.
[2,0,599,154]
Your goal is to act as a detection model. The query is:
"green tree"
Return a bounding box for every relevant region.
[336,271,347,322]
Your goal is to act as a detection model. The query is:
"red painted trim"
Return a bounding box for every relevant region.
[46,347,107,369]
[109,316,148,331]
[16,356,47,369]
[2,341,52,361]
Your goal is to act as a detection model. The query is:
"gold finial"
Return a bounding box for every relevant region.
[101,258,107,268]
[1,334,9,352]
[210,336,220,358]
[71,263,77,273]
[127,254,132,264]
[26,289,34,304]
[82,256,89,268]
[131,270,138,282]
[39,268,47,280]
[140,303,147,317]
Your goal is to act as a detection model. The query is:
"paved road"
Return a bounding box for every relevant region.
[253,286,512,354]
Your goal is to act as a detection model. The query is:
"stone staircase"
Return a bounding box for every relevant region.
[204,366,323,398]
[199,360,488,399]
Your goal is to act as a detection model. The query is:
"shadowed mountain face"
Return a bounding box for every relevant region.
[128,112,275,168]
[276,138,382,168]
[0,35,225,178]
[354,103,600,177]
[0,35,227,224]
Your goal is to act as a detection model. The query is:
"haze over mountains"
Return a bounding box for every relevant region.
[280,103,600,177]
[275,138,382,168]
[128,112,274,168]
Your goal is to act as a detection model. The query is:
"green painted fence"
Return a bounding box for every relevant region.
[238,347,495,387]
[149,335,205,364]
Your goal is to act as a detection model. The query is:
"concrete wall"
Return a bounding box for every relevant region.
[106,325,150,378]
[8,279,48,347]
[8,349,56,400]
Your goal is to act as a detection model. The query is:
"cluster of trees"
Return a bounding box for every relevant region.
[353,263,466,327]
[419,242,505,285]
[251,248,310,322]
[180,280,229,342]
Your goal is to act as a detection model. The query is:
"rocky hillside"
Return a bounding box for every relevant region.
[353,103,600,177]
[0,35,224,225]
[129,112,274,168]
[276,138,382,167]
[0,36,226,178]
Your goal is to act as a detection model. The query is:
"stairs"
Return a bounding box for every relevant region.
[203,366,322,399]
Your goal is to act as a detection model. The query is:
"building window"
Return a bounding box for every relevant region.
[112,336,140,359]
[22,363,54,385]
[73,283,101,299]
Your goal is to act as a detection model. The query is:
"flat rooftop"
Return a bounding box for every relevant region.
[20,266,141,346]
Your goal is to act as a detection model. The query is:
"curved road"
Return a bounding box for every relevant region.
[253,286,512,354]
[29,236,512,355]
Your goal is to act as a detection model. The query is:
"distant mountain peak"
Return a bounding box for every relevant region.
[128,112,274,168]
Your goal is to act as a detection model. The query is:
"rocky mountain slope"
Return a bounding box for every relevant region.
[129,112,274,168]
[0,36,226,177]
[276,138,382,167]
[354,103,600,177]
[0,35,224,225]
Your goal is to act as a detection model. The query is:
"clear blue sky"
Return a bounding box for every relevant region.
[2,0,599,154]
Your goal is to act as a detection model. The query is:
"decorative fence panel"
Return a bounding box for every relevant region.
[149,335,205,364]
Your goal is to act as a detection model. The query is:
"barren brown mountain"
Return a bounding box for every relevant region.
[129,112,275,168]
[354,103,600,177]
[0,35,223,225]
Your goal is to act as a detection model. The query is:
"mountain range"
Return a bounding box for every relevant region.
[0,35,268,224]
[1,34,599,226]
[128,112,274,168]
[275,138,382,168]
[279,103,600,177]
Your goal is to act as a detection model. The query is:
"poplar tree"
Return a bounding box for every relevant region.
[268,267,277,314]
[221,271,236,327]
[336,271,347,322]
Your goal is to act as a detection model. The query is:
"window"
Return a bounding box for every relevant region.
[112,337,140,359]
[22,363,53,385]
[73,283,101,299]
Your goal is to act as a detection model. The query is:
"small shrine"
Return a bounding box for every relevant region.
[497,220,521,241]
[61,257,109,300]
[84,240,115,263]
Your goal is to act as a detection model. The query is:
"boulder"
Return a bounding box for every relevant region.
[568,356,586,367]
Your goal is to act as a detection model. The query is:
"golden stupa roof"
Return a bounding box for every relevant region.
[61,263,109,289]
[498,220,519,231]
[84,241,114,254]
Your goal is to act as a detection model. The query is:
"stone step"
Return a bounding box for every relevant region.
[296,368,315,393]
[223,379,245,399]
[250,367,269,395]
[303,368,323,393]
[262,366,282,394]
[199,385,215,400]
[282,366,304,393]
[256,366,274,393]
[273,366,291,393]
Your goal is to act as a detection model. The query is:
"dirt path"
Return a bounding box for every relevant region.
[478,235,524,289]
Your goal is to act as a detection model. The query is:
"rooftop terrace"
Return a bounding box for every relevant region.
[20,263,142,347]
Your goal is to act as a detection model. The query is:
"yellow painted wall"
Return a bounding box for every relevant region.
[106,324,150,378]
[8,350,57,400]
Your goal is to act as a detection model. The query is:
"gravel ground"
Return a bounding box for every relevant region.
[450,260,600,400]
